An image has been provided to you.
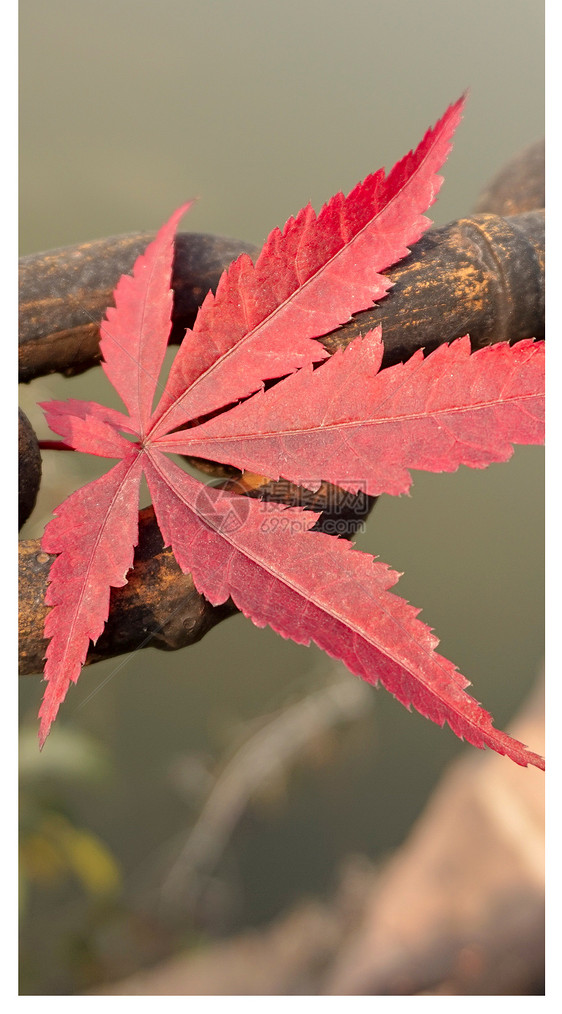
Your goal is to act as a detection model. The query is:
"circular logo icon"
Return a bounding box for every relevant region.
[192,478,253,535]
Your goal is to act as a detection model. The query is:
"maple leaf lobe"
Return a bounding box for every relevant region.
[147,96,466,438]
[160,333,544,498]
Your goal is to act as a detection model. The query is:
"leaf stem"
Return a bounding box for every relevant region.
[38,440,75,452]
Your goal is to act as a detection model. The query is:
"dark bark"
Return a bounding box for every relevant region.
[19,233,259,383]
[474,139,545,218]
[322,211,544,365]
[19,481,375,675]
[18,409,42,529]
[19,214,543,385]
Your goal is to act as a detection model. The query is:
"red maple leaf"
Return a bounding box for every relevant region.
[37,97,545,769]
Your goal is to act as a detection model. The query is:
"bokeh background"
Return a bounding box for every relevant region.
[19,0,544,995]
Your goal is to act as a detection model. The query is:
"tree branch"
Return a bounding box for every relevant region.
[19,479,374,675]
[19,213,543,385]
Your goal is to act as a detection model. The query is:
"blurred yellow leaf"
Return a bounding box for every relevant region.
[59,822,121,896]
[20,831,66,884]
[19,813,121,897]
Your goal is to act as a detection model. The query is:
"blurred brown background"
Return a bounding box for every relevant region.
[19,0,544,995]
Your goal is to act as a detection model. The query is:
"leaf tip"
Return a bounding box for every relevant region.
[448,91,468,122]
[520,747,545,771]
[37,715,51,752]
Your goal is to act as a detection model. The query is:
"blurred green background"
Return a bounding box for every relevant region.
[19,0,544,995]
